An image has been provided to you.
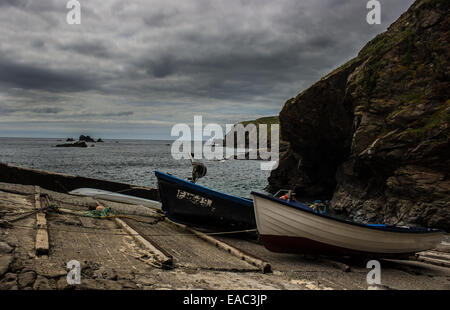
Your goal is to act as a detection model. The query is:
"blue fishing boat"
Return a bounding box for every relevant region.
[155,171,256,230]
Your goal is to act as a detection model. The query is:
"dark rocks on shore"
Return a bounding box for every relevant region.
[66,138,74,142]
[267,0,450,231]
[97,138,104,143]
[223,116,281,149]
[221,116,290,161]
[230,151,271,161]
[231,152,262,161]
[56,141,88,148]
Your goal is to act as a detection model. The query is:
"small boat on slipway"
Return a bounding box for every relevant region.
[251,192,444,257]
[69,188,162,210]
[155,171,256,230]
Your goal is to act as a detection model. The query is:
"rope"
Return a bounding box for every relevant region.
[88,214,165,225]
[5,204,59,223]
[53,207,165,225]
[5,221,257,237]
[47,196,163,220]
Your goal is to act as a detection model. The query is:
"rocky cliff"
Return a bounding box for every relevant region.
[267,0,449,230]
[223,116,282,149]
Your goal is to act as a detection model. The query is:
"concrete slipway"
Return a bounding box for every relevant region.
[0,166,449,290]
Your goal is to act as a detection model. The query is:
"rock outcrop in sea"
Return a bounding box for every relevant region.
[79,135,96,143]
[57,135,104,147]
[55,141,88,148]
[267,0,449,230]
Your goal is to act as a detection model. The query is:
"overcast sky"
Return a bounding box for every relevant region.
[0,0,415,139]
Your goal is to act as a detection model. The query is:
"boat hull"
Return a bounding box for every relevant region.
[69,188,162,209]
[156,171,256,230]
[252,192,444,257]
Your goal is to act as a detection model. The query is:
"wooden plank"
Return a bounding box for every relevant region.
[416,250,450,268]
[167,220,271,273]
[418,250,450,261]
[121,218,174,262]
[36,213,47,229]
[34,186,49,255]
[417,256,450,268]
[35,228,49,255]
[434,242,450,254]
[320,258,351,272]
[34,186,41,209]
[114,217,173,268]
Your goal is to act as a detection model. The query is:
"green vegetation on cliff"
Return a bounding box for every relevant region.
[240,116,279,127]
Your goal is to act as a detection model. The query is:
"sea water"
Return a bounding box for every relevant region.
[0,138,270,198]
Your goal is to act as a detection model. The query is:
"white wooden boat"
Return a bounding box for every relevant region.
[69,188,162,210]
[251,192,444,257]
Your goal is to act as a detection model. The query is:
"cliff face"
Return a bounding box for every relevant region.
[267,0,450,230]
[223,116,281,149]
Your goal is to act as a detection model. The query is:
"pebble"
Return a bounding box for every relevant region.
[0,241,13,253]
[17,271,36,288]
[0,272,17,290]
[33,275,52,290]
[0,254,13,277]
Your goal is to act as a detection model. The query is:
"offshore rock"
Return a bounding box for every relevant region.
[79,135,96,143]
[55,141,88,148]
[267,0,450,230]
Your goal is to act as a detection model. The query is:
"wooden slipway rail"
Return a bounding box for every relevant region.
[115,217,174,269]
[167,220,271,273]
[34,186,49,255]
[109,211,270,273]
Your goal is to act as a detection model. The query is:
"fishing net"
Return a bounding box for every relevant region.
[85,207,116,218]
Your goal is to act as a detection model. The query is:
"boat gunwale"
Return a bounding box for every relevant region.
[251,191,443,234]
[155,171,253,207]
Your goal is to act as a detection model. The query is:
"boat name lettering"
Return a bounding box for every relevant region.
[176,190,213,209]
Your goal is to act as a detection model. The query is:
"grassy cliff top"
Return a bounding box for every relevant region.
[239,116,279,126]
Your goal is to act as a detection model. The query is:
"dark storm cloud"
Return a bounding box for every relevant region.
[58,41,112,58]
[0,0,417,138]
[0,59,97,92]
[0,0,28,8]
[0,106,21,115]
[74,111,134,118]
[30,107,64,114]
